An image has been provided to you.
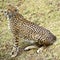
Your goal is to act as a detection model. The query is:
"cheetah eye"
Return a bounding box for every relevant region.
[15,9,17,12]
[4,11,6,13]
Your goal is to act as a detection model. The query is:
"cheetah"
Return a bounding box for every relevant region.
[4,4,56,57]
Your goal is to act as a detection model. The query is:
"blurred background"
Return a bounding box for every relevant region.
[0,0,60,60]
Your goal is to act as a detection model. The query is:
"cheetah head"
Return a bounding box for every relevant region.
[4,4,18,19]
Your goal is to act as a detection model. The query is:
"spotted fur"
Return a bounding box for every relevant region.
[4,5,56,56]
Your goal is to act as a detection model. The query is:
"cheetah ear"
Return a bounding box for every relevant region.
[6,3,12,6]
[15,6,19,10]
[14,6,19,13]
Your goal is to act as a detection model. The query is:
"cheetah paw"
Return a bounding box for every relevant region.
[37,47,44,53]
[10,46,19,57]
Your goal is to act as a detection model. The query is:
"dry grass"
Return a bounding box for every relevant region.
[0,0,60,60]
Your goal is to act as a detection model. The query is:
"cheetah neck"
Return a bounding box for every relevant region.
[7,15,12,30]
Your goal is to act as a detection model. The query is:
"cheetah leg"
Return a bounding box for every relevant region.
[10,30,20,57]
[10,45,19,57]
[24,45,38,51]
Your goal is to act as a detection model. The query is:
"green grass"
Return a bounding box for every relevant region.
[0,0,60,60]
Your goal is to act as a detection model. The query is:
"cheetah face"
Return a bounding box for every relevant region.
[4,4,18,20]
